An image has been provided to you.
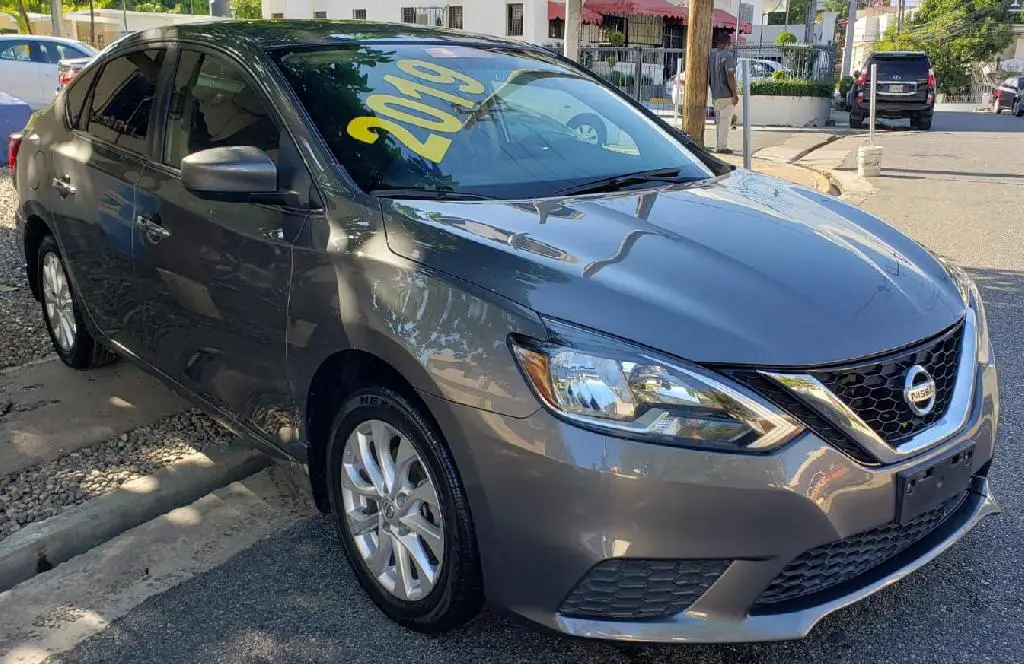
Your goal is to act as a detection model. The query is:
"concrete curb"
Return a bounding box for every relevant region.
[0,443,269,592]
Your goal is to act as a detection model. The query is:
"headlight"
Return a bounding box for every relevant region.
[509,320,803,452]
[969,280,992,365]
[942,259,992,365]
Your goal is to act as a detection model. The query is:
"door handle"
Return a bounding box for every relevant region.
[50,176,75,197]
[136,215,171,239]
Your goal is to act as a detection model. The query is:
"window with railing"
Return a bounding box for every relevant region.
[507,3,524,36]
[313,10,327,18]
[401,7,416,23]
[447,5,463,29]
[271,12,283,18]
[353,9,366,19]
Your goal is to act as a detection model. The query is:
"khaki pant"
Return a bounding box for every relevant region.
[712,97,736,151]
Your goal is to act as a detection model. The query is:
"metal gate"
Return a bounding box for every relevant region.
[580,46,685,115]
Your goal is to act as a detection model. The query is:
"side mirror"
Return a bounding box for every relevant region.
[181,146,277,195]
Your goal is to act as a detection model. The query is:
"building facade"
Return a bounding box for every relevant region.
[260,0,551,44]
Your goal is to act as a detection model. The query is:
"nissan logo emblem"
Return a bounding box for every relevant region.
[904,365,937,416]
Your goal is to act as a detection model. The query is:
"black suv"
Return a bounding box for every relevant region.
[848,51,935,130]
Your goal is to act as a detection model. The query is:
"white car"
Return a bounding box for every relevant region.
[667,58,789,106]
[0,35,96,110]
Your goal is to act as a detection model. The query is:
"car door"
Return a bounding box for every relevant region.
[47,48,168,339]
[127,46,309,445]
[0,40,44,107]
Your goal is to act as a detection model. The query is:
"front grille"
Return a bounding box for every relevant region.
[559,559,729,620]
[754,493,965,607]
[810,321,964,446]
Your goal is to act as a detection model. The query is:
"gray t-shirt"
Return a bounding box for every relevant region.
[709,48,737,100]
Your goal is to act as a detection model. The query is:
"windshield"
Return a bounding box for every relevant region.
[274,43,712,199]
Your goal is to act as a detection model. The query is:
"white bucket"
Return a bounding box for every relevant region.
[858,145,883,177]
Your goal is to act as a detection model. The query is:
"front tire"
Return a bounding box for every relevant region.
[567,113,607,146]
[37,236,118,370]
[1014,98,1024,117]
[326,387,483,633]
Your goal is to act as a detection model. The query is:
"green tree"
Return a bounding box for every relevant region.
[230,0,260,19]
[877,0,1013,94]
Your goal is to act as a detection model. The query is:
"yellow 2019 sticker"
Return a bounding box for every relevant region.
[347,116,452,163]
[346,58,486,164]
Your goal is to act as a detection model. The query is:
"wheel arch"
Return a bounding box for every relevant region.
[20,201,57,301]
[303,347,447,513]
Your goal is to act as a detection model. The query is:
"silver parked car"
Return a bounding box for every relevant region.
[13,21,998,643]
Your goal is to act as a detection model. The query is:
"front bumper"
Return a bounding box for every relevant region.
[424,362,999,643]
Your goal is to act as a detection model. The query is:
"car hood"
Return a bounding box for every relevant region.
[381,170,966,366]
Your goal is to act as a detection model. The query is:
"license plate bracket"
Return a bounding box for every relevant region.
[896,442,975,525]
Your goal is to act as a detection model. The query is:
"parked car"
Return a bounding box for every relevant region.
[667,58,787,106]
[991,76,1024,116]
[57,56,95,91]
[847,51,936,130]
[13,21,998,643]
[0,35,95,109]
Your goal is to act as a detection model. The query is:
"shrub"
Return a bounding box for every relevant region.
[772,68,788,80]
[775,31,797,46]
[837,75,855,97]
[608,31,626,47]
[750,79,833,98]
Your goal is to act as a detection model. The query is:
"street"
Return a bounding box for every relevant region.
[10,107,1016,664]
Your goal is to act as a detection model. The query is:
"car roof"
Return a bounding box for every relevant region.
[0,34,91,47]
[127,19,521,51]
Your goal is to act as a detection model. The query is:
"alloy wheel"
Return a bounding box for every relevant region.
[42,251,76,352]
[573,124,600,145]
[340,419,445,601]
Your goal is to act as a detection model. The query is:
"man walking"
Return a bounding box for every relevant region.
[709,31,739,154]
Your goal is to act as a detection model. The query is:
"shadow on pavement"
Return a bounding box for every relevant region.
[48,507,1015,664]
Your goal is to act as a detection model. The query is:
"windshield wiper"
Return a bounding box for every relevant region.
[370,188,497,201]
[555,168,703,197]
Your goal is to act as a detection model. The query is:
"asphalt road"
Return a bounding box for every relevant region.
[49,107,1024,664]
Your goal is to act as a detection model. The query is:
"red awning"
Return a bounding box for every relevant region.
[585,0,686,20]
[581,2,751,32]
[548,1,604,24]
[712,8,752,33]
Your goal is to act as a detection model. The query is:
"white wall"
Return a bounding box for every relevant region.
[263,0,550,44]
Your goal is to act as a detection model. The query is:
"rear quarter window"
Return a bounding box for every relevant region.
[64,65,99,129]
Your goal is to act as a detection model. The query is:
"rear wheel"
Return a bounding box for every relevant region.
[915,114,933,130]
[326,387,483,633]
[849,112,864,129]
[37,236,118,370]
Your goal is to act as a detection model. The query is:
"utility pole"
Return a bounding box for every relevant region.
[896,0,905,35]
[682,0,713,145]
[89,0,95,45]
[841,0,857,77]
[804,0,817,43]
[564,0,582,62]
[49,0,61,36]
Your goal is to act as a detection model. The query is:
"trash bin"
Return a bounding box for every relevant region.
[0,93,32,167]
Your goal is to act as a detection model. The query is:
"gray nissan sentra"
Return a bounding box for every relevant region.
[12,20,999,643]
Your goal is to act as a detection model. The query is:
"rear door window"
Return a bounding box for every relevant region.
[84,49,166,155]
